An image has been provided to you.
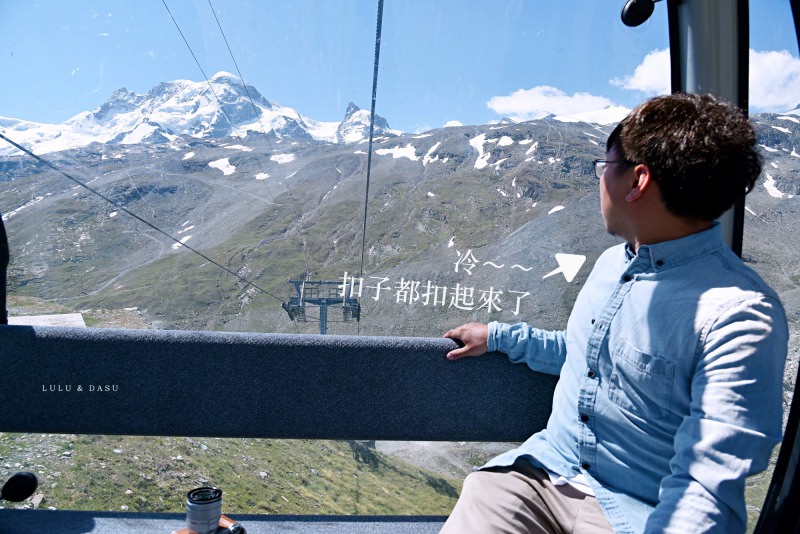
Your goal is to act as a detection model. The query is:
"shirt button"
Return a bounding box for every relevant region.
[623,275,632,282]
[656,259,665,267]
[591,319,595,325]
[582,463,591,470]
[587,369,596,378]
[580,414,589,423]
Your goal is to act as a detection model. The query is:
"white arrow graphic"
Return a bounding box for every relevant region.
[542,253,587,283]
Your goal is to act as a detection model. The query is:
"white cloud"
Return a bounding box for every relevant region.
[487,86,616,122]
[487,48,799,123]
[443,120,463,127]
[610,49,670,96]
[611,48,800,112]
[749,50,800,112]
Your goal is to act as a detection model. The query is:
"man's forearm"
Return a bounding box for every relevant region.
[488,321,567,374]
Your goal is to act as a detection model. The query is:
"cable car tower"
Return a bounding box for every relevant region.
[282,276,360,335]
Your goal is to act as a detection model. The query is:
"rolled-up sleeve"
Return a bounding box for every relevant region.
[488,321,568,375]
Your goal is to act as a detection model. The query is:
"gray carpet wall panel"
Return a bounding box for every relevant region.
[0,325,558,441]
[0,510,446,533]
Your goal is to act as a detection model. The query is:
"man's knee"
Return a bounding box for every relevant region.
[460,469,511,499]
[442,470,516,533]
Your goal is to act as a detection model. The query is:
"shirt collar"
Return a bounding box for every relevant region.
[626,221,725,273]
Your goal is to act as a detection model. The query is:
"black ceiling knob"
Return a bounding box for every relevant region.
[621,0,656,27]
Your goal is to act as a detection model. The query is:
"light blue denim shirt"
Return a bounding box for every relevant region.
[484,223,788,533]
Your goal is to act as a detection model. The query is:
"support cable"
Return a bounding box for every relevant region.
[358,0,385,279]
[202,0,312,289]
[163,0,306,330]
[161,0,243,139]
[202,0,307,223]
[206,0,272,140]
[0,132,286,306]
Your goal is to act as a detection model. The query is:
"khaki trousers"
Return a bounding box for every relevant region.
[440,461,613,534]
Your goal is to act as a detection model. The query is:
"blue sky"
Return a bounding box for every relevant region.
[1,0,798,133]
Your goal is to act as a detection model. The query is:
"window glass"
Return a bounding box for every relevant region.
[0,0,669,335]
[744,1,800,529]
[1,0,796,525]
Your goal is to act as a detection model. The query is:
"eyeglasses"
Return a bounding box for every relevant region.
[592,159,629,179]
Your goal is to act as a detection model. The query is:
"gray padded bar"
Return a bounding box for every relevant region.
[0,510,446,533]
[0,325,557,441]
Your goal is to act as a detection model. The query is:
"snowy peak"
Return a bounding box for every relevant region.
[344,102,361,118]
[1,72,376,155]
[0,74,629,158]
[210,70,240,83]
[92,88,145,122]
[336,102,394,144]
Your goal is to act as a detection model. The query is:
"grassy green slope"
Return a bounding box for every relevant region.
[0,434,460,516]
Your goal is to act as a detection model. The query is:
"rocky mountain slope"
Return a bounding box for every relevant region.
[2,110,798,339]
[1,75,798,345]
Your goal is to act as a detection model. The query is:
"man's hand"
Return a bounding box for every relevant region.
[443,322,489,360]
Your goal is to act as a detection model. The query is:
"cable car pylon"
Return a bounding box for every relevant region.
[282,275,360,335]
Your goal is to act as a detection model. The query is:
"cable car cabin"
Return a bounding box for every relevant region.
[1,0,799,532]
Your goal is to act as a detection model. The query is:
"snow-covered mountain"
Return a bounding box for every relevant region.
[0,71,397,156]
[336,102,394,143]
[7,71,796,159]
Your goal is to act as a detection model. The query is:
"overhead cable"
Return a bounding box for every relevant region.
[206,0,272,139]
[201,0,312,284]
[0,131,286,305]
[162,0,309,329]
[161,0,243,139]
[358,0,385,279]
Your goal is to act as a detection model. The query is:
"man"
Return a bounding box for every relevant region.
[442,93,788,533]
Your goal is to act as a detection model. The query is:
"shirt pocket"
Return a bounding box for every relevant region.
[607,339,676,419]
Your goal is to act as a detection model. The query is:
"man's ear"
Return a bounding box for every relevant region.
[625,164,652,202]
